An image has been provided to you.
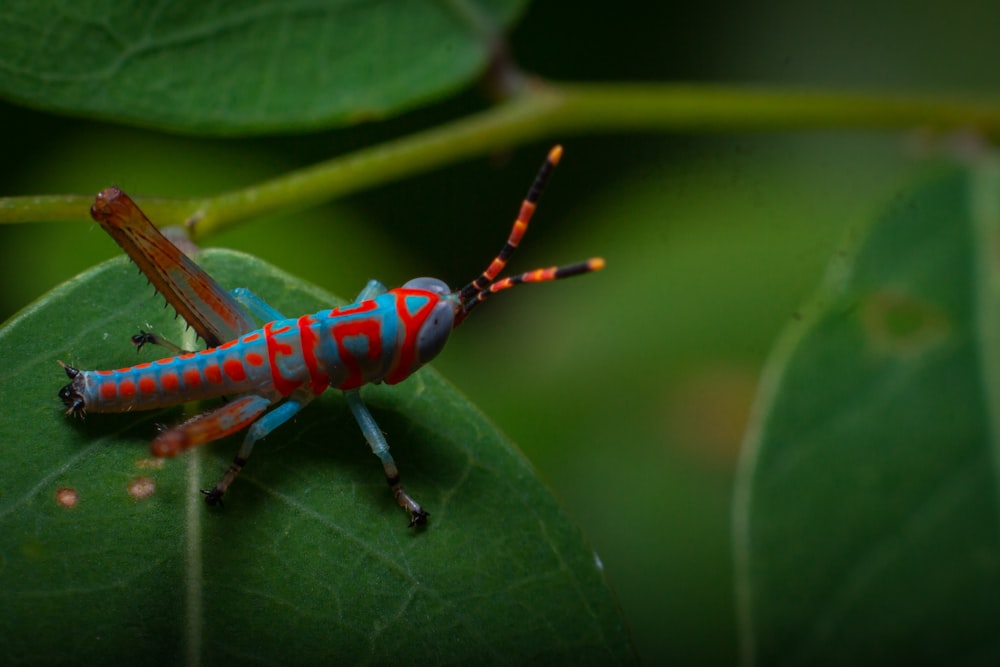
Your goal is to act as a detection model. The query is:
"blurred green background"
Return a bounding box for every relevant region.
[2,1,997,663]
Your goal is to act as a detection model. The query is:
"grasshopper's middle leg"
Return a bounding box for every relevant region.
[150,387,314,505]
[200,387,316,505]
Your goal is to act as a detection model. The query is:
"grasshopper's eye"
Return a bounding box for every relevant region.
[402,277,451,296]
[414,300,455,364]
[397,277,456,369]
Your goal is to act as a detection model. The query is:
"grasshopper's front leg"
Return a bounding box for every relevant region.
[345,390,428,527]
[344,279,427,525]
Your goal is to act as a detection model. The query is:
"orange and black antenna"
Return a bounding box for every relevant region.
[456,145,605,324]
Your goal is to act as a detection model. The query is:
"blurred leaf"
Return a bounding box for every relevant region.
[0,249,634,664]
[733,161,1000,664]
[0,0,527,134]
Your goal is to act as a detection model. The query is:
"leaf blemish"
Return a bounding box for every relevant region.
[135,457,165,470]
[56,487,79,508]
[861,289,950,357]
[128,476,156,500]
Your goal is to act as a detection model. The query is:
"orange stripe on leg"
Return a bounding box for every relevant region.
[151,394,271,457]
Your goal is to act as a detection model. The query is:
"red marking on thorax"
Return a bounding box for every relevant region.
[326,301,382,390]
[298,315,330,395]
[264,321,301,396]
[330,301,377,318]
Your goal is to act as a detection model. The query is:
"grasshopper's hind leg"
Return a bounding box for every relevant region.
[344,390,428,527]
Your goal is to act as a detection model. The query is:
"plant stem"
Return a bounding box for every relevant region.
[3,81,999,237]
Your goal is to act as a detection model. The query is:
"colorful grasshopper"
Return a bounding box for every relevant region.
[59,145,604,526]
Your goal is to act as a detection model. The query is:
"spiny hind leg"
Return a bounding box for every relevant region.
[344,389,428,527]
[200,387,314,505]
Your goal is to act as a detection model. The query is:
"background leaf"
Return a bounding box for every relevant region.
[733,161,1000,665]
[0,0,527,134]
[0,249,634,664]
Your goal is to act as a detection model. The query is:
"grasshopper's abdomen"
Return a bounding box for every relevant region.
[65,333,277,414]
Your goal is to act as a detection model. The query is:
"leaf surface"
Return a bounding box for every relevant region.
[0,249,634,664]
[0,0,527,133]
[733,161,1000,665]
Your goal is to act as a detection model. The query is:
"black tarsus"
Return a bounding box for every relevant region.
[201,488,224,506]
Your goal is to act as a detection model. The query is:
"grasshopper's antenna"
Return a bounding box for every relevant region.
[455,145,604,324]
[460,257,605,318]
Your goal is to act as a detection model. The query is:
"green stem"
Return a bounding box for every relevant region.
[3,81,1000,238]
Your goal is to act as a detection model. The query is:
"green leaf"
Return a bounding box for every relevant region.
[0,249,634,664]
[733,161,1000,665]
[0,0,527,134]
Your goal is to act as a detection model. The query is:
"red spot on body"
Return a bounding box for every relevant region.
[138,376,157,394]
[242,333,261,343]
[155,358,172,365]
[100,381,117,400]
[96,370,114,376]
[205,365,223,383]
[161,372,180,391]
[183,368,202,387]
[120,380,136,398]
[223,359,247,382]
[219,340,237,350]
[180,353,197,360]
[246,352,264,367]
[135,362,151,370]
